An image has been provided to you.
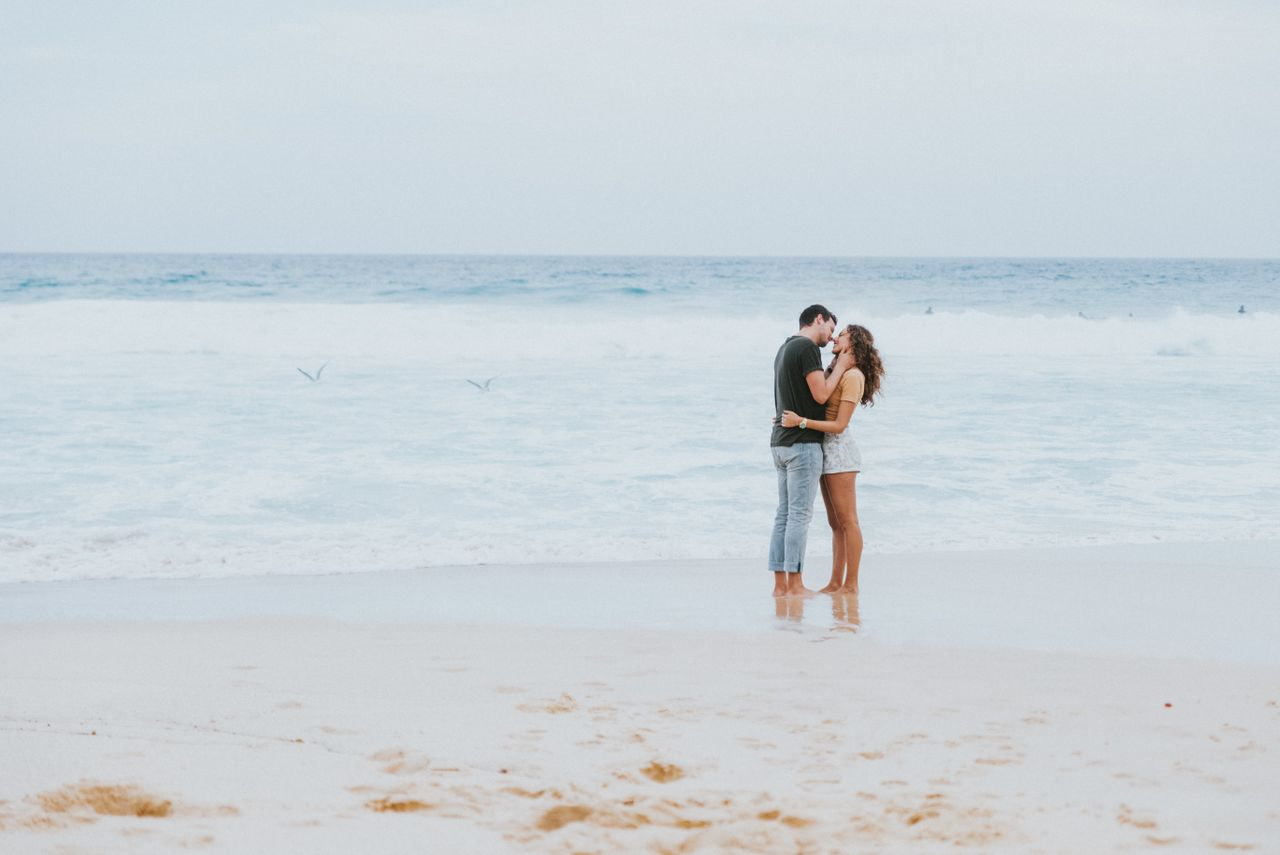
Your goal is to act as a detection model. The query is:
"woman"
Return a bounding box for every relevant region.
[780,324,884,594]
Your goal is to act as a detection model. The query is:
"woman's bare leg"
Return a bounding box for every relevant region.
[818,476,844,592]
[825,472,862,593]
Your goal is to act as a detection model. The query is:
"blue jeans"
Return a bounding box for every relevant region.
[768,443,823,574]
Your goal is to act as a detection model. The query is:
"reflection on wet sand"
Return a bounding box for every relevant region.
[830,592,860,633]
[774,595,805,626]
[772,591,861,634]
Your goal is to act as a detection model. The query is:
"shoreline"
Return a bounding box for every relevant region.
[3,540,1277,664]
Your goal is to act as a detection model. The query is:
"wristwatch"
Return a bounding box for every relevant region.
[798,418,808,430]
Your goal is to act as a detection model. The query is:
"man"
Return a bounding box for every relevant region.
[769,304,852,597]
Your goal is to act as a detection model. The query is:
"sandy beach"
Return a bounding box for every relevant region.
[7,0,1279,850]
[2,542,1278,853]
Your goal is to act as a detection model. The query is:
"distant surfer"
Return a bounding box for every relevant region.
[1239,305,1247,314]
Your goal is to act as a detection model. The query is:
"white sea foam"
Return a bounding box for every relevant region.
[2,299,1275,359]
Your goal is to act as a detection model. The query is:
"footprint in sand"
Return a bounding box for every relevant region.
[974,755,1022,766]
[502,787,547,799]
[1116,804,1158,829]
[370,749,433,775]
[19,782,230,830]
[881,792,1003,843]
[36,783,172,818]
[537,804,592,831]
[639,762,684,783]
[756,809,813,827]
[518,693,578,714]
[366,797,433,813]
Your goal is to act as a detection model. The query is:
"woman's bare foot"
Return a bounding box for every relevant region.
[836,584,859,595]
[817,580,842,593]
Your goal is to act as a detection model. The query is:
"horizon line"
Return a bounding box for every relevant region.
[2,250,1278,262]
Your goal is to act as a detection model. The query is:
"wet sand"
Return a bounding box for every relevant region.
[1,542,1278,852]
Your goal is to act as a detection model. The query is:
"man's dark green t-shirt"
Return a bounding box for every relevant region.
[771,335,826,447]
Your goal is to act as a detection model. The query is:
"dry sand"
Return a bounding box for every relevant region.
[1,544,1278,853]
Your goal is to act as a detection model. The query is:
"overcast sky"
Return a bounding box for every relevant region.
[2,1,1277,256]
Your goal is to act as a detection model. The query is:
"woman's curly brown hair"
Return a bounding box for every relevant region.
[827,324,884,406]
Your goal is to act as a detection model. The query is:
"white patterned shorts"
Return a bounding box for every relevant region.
[822,430,862,474]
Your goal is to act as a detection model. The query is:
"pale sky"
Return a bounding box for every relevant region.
[2,0,1277,256]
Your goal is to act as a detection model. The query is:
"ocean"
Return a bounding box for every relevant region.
[2,254,1277,582]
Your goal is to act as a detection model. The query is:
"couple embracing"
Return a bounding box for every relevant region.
[769,304,884,598]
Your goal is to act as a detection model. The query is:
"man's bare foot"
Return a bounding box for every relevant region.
[784,579,816,598]
[771,570,790,598]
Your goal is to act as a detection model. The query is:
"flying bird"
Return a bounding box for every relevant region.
[466,375,500,391]
[297,363,327,382]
